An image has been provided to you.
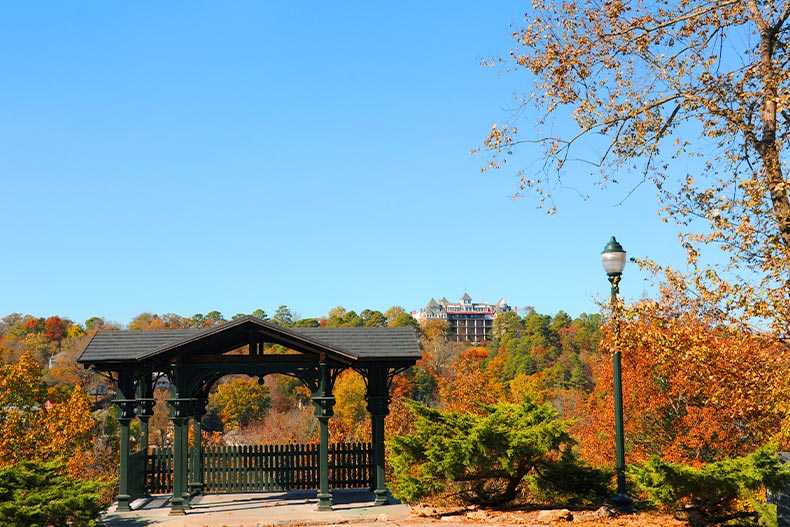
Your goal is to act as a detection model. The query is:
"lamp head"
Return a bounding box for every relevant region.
[601,236,627,277]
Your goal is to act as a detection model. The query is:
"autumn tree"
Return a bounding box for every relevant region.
[438,347,504,414]
[204,310,225,325]
[420,318,451,346]
[0,314,87,364]
[159,313,191,328]
[384,306,406,325]
[329,370,371,443]
[84,317,118,331]
[47,334,104,393]
[238,407,318,444]
[190,311,226,328]
[208,377,272,430]
[386,375,418,440]
[0,313,23,335]
[326,306,366,327]
[128,313,158,331]
[0,352,107,479]
[148,388,172,448]
[480,1,790,337]
[43,316,70,347]
[37,388,96,471]
[386,306,420,331]
[127,312,190,330]
[418,319,456,378]
[486,310,573,386]
[265,374,311,413]
[0,352,46,414]
[577,289,790,467]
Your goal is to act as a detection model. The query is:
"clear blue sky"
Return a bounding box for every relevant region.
[0,2,688,327]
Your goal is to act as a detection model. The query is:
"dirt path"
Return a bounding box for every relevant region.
[301,508,687,527]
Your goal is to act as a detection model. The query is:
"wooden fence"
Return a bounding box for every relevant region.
[146,442,373,494]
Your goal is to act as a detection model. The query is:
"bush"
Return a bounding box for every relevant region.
[529,447,612,504]
[0,460,104,527]
[630,445,790,526]
[388,398,609,505]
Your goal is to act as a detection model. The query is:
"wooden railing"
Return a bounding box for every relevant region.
[146,442,373,494]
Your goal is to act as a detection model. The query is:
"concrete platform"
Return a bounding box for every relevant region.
[99,490,411,527]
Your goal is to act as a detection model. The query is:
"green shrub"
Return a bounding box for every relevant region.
[388,398,609,505]
[630,445,790,526]
[0,460,104,527]
[751,500,778,527]
[529,447,612,504]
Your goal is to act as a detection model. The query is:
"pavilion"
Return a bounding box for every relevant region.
[77,316,420,514]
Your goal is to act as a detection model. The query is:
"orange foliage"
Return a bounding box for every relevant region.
[237,406,318,444]
[485,350,507,384]
[0,352,104,478]
[438,347,504,414]
[39,387,97,475]
[385,375,416,439]
[576,299,790,467]
[329,370,371,443]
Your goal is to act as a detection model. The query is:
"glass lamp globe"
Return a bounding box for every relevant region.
[601,236,626,276]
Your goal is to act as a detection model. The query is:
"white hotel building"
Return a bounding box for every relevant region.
[412,294,512,343]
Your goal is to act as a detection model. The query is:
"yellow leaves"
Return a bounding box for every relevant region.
[0,355,98,476]
[589,295,790,465]
[38,386,97,475]
[208,377,271,430]
[438,347,505,414]
[66,325,86,339]
[482,0,790,290]
[329,370,370,444]
[508,373,550,405]
[0,352,45,410]
[483,123,517,155]
[0,410,36,464]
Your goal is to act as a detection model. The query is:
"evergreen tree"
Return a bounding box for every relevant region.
[389,398,607,505]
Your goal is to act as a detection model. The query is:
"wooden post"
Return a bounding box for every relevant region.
[181,416,190,505]
[115,369,137,512]
[366,366,390,506]
[137,395,155,498]
[312,357,335,511]
[167,390,193,515]
[117,414,133,511]
[189,399,206,496]
[135,375,155,462]
[170,415,189,514]
[138,414,150,454]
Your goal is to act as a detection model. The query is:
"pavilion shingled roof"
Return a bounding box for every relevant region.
[77,316,420,368]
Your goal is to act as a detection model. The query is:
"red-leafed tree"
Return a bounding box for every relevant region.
[44,316,70,345]
[576,286,790,467]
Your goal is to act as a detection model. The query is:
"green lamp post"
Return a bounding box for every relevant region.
[601,236,635,512]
